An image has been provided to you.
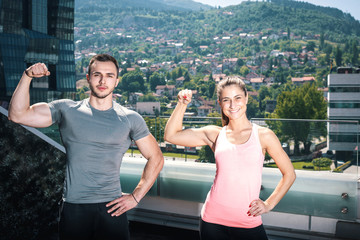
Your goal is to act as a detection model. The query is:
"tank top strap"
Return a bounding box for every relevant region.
[252,123,258,137]
[215,126,227,148]
[251,123,263,152]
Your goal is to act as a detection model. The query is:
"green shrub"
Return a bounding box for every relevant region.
[312,157,332,170]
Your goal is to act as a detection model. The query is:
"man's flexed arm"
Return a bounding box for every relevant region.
[8,63,53,128]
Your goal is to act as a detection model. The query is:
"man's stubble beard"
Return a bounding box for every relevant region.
[89,84,114,99]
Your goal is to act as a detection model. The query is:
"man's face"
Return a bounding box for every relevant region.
[86,61,119,99]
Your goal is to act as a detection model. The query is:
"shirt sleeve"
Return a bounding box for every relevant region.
[128,111,150,141]
[47,99,69,124]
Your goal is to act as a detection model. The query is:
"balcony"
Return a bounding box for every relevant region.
[1,107,359,240]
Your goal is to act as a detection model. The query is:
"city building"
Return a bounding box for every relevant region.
[0,0,75,108]
[136,101,160,115]
[327,67,360,162]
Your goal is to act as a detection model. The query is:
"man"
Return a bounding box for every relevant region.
[8,54,164,240]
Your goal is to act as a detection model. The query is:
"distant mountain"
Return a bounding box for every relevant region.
[75,0,213,11]
[212,0,360,37]
[75,0,360,39]
[271,0,359,24]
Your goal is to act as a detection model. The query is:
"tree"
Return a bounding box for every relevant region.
[237,58,244,67]
[178,67,183,78]
[149,72,165,91]
[166,71,171,81]
[209,73,214,81]
[171,67,184,80]
[306,41,316,52]
[288,56,293,67]
[174,55,180,64]
[303,54,308,65]
[143,117,167,142]
[271,83,327,155]
[199,145,215,163]
[287,27,290,40]
[246,96,260,119]
[121,70,146,94]
[351,40,359,65]
[126,58,132,68]
[334,45,342,67]
[258,85,270,112]
[207,81,216,99]
[240,65,250,76]
[184,71,191,82]
[184,80,197,90]
[120,67,128,76]
[138,93,157,102]
[319,32,325,50]
[208,111,222,126]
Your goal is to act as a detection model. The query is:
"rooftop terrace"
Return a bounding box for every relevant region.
[1,107,359,240]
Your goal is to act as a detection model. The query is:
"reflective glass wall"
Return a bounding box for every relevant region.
[0,0,75,105]
[37,117,359,221]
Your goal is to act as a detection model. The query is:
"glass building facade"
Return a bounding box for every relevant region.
[0,0,75,106]
[327,71,360,161]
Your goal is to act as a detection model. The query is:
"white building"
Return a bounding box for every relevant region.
[136,102,160,115]
[327,69,360,161]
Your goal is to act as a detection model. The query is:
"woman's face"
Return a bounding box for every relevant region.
[219,84,248,120]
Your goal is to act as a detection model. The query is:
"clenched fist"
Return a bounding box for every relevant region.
[25,63,50,78]
[177,89,192,105]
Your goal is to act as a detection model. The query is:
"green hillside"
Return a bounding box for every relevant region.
[75,0,360,40]
[75,0,212,11]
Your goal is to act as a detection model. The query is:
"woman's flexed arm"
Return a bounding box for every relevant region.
[164,89,220,148]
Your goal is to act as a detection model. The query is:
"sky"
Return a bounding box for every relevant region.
[193,0,360,21]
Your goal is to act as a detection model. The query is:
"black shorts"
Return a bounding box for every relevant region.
[200,219,268,240]
[59,201,130,240]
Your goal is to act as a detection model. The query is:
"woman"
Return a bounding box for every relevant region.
[164,76,296,240]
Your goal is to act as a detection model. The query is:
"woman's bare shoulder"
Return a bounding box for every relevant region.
[257,125,277,140]
[257,125,281,148]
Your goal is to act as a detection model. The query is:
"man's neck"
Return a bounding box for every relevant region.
[89,95,113,111]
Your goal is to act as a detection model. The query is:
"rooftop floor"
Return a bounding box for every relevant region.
[129,221,348,240]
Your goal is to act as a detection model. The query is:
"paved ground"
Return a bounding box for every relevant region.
[343,165,360,174]
[129,221,200,240]
[40,221,341,240]
[129,221,346,240]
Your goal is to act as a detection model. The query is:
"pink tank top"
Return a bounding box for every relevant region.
[201,123,264,228]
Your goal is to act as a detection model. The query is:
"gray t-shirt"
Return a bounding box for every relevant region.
[48,98,150,203]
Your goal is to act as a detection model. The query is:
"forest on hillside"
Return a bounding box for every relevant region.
[75,0,360,38]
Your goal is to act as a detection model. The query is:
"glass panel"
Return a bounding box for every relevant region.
[263,171,358,220]
[252,118,358,220]
[36,117,359,221]
[120,157,158,196]
[159,161,214,202]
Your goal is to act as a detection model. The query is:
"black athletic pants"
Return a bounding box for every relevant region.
[59,201,130,240]
[200,219,269,240]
